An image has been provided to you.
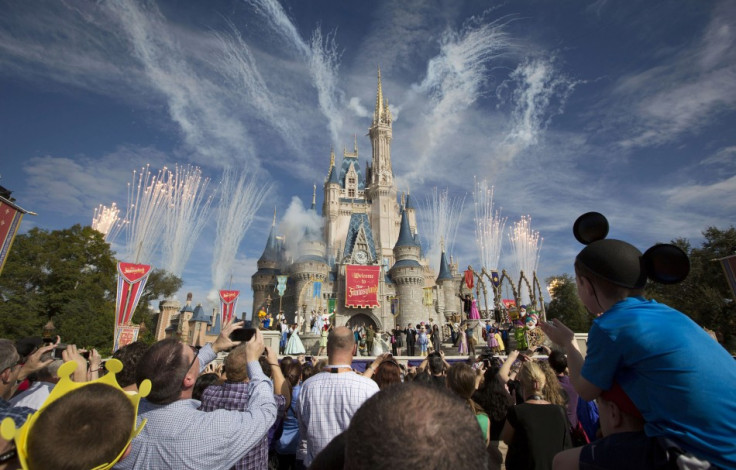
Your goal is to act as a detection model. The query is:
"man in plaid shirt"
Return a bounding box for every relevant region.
[200,345,290,470]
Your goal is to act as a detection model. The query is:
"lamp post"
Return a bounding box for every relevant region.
[265,294,272,314]
[301,303,308,334]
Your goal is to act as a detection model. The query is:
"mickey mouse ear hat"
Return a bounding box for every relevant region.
[573,212,689,289]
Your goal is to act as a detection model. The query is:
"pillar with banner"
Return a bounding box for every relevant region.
[114,262,152,351]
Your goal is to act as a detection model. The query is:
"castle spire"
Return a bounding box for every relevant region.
[311,184,317,210]
[330,147,335,167]
[272,207,276,226]
[374,66,384,125]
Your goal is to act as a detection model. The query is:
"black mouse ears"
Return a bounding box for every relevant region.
[642,244,690,284]
[573,212,690,285]
[573,212,609,245]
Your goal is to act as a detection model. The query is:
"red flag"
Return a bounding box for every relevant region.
[219,290,240,324]
[115,262,152,327]
[464,269,474,289]
[0,197,27,275]
[719,254,736,301]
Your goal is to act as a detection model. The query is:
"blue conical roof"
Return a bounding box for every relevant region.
[190,304,211,324]
[405,193,417,210]
[327,165,340,185]
[436,250,453,282]
[258,226,279,264]
[394,209,419,248]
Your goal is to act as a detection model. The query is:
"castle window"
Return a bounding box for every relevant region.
[348,188,355,198]
[348,177,356,185]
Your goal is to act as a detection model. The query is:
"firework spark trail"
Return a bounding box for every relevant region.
[211,168,270,293]
[508,215,543,306]
[92,202,124,243]
[162,164,214,277]
[473,177,507,271]
[421,187,466,271]
[124,165,170,264]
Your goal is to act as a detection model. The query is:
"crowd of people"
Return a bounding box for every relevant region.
[1,211,735,469]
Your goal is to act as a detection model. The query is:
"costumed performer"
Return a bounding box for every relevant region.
[285,323,306,355]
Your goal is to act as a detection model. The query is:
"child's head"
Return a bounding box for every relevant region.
[27,383,135,470]
[573,212,689,310]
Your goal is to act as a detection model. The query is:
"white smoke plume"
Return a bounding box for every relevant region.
[278,196,324,263]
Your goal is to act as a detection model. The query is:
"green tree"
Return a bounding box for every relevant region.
[645,227,736,351]
[0,225,117,347]
[545,274,591,332]
[0,225,183,352]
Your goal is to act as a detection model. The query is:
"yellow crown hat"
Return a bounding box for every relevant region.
[1,359,151,470]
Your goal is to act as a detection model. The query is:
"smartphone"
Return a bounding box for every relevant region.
[230,321,257,342]
[305,355,313,362]
[54,347,65,359]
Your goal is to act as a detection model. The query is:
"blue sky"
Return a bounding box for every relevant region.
[1,0,735,314]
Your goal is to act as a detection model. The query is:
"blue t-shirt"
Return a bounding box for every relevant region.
[581,297,736,469]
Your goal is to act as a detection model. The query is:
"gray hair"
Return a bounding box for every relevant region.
[0,339,20,371]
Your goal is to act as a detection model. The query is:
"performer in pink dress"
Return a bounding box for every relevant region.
[469,298,481,320]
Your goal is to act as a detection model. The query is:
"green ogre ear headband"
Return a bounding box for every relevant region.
[573,212,690,289]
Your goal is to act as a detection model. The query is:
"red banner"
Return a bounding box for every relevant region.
[345,265,380,308]
[115,262,152,327]
[0,197,26,275]
[219,290,240,324]
[114,325,140,352]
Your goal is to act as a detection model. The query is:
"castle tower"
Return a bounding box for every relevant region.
[252,214,280,316]
[389,208,424,328]
[188,303,211,346]
[323,148,341,258]
[177,293,195,341]
[436,247,459,322]
[365,68,399,264]
[154,298,181,341]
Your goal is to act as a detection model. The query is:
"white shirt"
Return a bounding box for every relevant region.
[10,381,55,410]
[296,370,379,466]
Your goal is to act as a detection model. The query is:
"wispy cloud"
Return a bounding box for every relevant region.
[106,0,258,167]
[615,1,736,148]
[247,0,345,147]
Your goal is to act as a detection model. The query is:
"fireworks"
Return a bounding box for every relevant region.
[508,215,543,305]
[91,203,123,242]
[421,187,466,271]
[123,165,170,264]
[211,168,270,292]
[473,177,507,271]
[161,164,214,277]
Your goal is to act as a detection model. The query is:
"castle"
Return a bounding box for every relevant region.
[251,71,464,332]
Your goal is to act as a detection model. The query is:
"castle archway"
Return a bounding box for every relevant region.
[345,312,379,331]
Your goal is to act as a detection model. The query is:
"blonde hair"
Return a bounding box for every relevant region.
[518,361,546,395]
[537,361,566,406]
